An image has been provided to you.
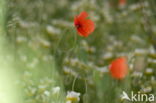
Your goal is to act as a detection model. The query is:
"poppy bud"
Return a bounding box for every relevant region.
[109,57,128,80]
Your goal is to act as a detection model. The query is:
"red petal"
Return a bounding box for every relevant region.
[78,11,88,20]
[77,27,88,37]
[74,11,95,37]
[82,20,95,34]
[77,19,95,37]
[74,12,88,26]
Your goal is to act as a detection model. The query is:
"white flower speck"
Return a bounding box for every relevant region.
[52,86,60,95]
[66,91,80,103]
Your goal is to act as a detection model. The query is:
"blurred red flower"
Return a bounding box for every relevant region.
[109,57,128,80]
[74,12,95,37]
[119,0,126,7]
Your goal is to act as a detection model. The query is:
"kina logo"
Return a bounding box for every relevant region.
[121,91,155,102]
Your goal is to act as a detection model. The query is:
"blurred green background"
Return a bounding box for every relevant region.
[0,0,156,103]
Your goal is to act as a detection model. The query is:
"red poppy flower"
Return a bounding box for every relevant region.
[119,0,126,7]
[74,11,95,37]
[109,57,128,80]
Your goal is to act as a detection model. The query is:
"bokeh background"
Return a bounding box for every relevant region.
[0,0,156,103]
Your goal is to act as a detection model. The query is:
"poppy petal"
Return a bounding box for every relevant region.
[77,27,88,37]
[78,11,88,20]
[76,19,94,37]
[74,11,95,37]
[82,19,95,34]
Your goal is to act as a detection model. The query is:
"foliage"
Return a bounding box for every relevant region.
[1,0,156,103]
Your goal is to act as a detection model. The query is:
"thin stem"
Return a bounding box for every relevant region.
[72,75,78,91]
[85,79,88,94]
